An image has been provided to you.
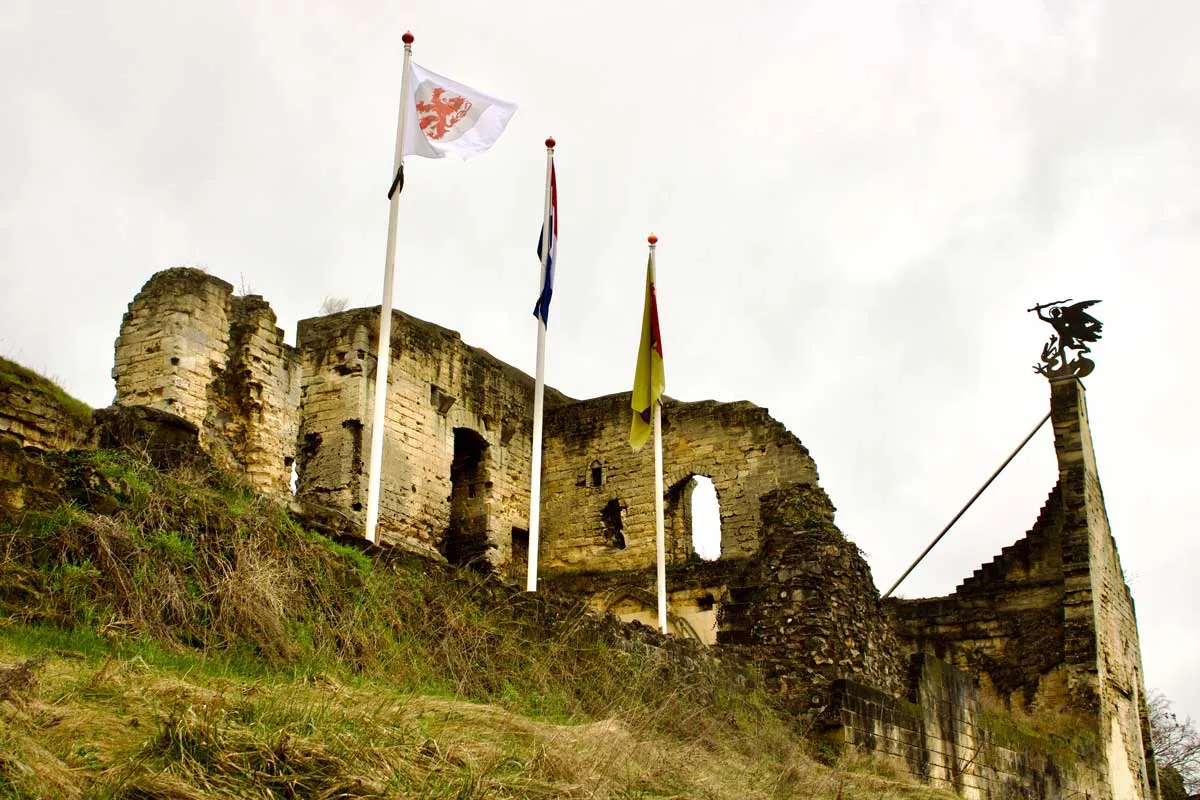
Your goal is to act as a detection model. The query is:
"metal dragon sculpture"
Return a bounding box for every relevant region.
[1029,299,1103,378]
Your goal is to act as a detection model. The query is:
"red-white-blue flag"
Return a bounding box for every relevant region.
[534,165,557,325]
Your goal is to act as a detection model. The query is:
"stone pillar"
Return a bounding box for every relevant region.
[1050,377,1156,799]
[112,268,300,495]
[113,268,233,429]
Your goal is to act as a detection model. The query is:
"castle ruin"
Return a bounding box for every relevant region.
[5,267,1160,798]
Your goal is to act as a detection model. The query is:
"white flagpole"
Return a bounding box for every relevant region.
[649,234,667,634]
[365,31,414,545]
[527,136,555,592]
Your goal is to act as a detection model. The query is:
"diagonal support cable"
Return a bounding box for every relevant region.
[882,410,1052,599]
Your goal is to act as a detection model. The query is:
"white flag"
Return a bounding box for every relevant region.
[403,62,516,160]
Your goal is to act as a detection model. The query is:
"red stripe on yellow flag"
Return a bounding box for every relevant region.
[630,252,665,450]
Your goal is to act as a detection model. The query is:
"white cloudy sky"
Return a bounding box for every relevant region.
[2,1,1197,722]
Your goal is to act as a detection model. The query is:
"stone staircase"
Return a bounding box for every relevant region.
[953,481,1064,596]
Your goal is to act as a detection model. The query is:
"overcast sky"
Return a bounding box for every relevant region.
[2,1,1197,723]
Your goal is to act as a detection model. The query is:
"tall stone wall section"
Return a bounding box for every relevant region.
[824,655,1108,799]
[111,269,300,495]
[539,394,819,573]
[732,483,909,712]
[294,308,570,565]
[1052,377,1158,798]
[886,378,1158,798]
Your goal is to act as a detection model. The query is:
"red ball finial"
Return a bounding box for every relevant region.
[647,233,658,245]
[402,31,414,44]
[545,136,556,149]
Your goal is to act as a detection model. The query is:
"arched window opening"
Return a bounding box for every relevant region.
[590,460,603,487]
[690,476,721,561]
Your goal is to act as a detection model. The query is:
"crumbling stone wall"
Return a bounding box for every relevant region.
[540,558,749,645]
[0,358,91,453]
[112,269,300,494]
[887,378,1157,798]
[294,307,570,564]
[539,394,818,572]
[1052,377,1157,798]
[732,483,909,713]
[824,655,1109,799]
[887,486,1070,710]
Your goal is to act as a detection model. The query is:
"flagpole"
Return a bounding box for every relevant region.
[649,234,667,634]
[365,30,414,545]
[526,136,555,592]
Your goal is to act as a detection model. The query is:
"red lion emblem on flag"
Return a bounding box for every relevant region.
[416,87,473,141]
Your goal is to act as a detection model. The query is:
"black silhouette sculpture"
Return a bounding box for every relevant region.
[1029,299,1103,378]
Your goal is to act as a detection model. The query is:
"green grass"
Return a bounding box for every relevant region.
[0,446,962,799]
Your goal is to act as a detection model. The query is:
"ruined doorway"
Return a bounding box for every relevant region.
[443,428,491,568]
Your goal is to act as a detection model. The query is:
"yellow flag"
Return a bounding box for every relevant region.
[630,253,665,450]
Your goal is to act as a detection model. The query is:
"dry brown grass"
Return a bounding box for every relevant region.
[0,449,960,799]
[0,644,958,800]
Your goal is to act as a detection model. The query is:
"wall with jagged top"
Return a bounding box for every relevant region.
[111,269,300,495]
[538,394,819,572]
[294,307,571,567]
[886,378,1158,799]
[886,485,1070,710]
[98,268,1158,798]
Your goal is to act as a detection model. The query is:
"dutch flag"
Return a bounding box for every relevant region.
[534,164,557,325]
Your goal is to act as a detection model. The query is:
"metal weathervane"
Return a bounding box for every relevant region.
[1028,299,1103,378]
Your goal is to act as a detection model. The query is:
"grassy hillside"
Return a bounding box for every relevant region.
[0,447,954,799]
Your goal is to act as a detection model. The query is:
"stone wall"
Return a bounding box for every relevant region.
[294,307,570,565]
[887,485,1070,710]
[0,357,92,453]
[101,269,1158,798]
[541,558,748,644]
[539,394,819,572]
[0,356,94,517]
[111,269,300,495]
[733,483,909,713]
[1052,377,1158,799]
[824,654,1109,799]
[886,378,1158,798]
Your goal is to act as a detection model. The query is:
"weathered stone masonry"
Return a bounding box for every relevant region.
[885,378,1158,799]
[112,269,300,495]
[539,393,819,571]
[295,306,571,567]
[89,268,1162,798]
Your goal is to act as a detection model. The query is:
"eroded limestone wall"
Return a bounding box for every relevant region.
[886,486,1071,710]
[540,558,749,644]
[824,655,1109,800]
[112,269,300,494]
[539,394,819,572]
[732,483,909,712]
[1052,377,1157,799]
[0,358,92,452]
[886,378,1157,798]
[295,307,569,564]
